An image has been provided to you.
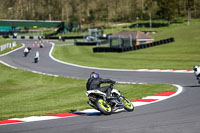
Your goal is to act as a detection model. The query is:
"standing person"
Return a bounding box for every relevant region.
[86,72,116,99]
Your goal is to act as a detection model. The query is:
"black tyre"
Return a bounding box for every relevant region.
[24,52,28,57]
[95,98,112,115]
[34,58,38,63]
[120,96,134,112]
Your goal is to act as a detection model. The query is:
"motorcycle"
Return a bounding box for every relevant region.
[34,51,40,63]
[193,65,200,84]
[86,84,134,115]
[24,47,31,57]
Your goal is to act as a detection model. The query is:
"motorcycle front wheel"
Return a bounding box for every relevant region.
[95,98,112,115]
[120,96,134,112]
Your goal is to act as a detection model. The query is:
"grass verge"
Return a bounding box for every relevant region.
[52,19,200,70]
[0,63,176,120]
[0,37,13,46]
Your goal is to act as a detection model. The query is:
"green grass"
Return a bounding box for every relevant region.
[0,37,13,46]
[52,19,200,70]
[0,21,184,120]
[0,63,176,120]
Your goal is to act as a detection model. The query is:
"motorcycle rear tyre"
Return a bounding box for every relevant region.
[34,58,38,63]
[95,98,112,115]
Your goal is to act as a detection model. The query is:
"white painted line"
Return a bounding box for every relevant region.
[0,60,17,69]
[132,102,150,107]
[10,116,59,122]
[49,42,193,73]
[0,41,184,126]
[0,84,183,126]
[143,96,168,100]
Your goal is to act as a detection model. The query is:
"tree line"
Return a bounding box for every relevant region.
[0,0,200,25]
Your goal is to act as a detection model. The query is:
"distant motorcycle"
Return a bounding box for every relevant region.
[86,84,134,115]
[193,65,200,84]
[40,43,44,48]
[34,51,40,63]
[24,47,31,57]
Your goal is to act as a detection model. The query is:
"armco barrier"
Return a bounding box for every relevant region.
[0,42,16,52]
[93,37,175,53]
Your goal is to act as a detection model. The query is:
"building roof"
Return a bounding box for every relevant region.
[109,30,154,41]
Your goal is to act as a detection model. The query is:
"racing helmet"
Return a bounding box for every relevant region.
[90,72,99,78]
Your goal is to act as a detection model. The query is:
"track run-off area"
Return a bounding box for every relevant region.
[0,40,200,133]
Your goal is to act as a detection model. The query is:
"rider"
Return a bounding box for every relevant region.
[193,65,200,80]
[86,72,116,99]
[34,51,40,60]
[24,47,29,53]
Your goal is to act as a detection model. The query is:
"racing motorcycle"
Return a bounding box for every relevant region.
[34,51,40,63]
[24,47,31,57]
[86,84,134,115]
[193,65,200,84]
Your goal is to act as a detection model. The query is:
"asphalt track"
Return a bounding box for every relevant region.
[0,40,200,133]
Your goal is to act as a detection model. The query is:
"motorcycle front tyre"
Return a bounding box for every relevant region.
[120,96,134,112]
[24,52,28,57]
[95,98,112,115]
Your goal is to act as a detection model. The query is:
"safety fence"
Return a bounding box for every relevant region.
[0,42,16,52]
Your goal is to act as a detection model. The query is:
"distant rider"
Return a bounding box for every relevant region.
[34,51,40,60]
[193,65,200,80]
[24,47,29,57]
[86,72,116,99]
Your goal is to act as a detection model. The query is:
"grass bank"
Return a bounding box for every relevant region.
[0,63,176,120]
[0,37,13,46]
[52,20,200,70]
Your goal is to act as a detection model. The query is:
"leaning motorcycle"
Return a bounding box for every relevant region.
[86,84,134,115]
[193,65,200,84]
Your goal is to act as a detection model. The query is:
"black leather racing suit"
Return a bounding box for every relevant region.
[86,77,115,97]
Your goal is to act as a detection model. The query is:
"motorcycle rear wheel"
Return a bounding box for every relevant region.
[34,58,38,63]
[120,96,134,112]
[95,98,112,115]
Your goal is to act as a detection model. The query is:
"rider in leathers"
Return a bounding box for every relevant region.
[86,72,116,99]
[193,65,200,83]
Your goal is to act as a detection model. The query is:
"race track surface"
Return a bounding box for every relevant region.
[0,40,200,133]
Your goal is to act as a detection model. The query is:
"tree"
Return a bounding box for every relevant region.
[156,0,179,25]
[144,0,158,28]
